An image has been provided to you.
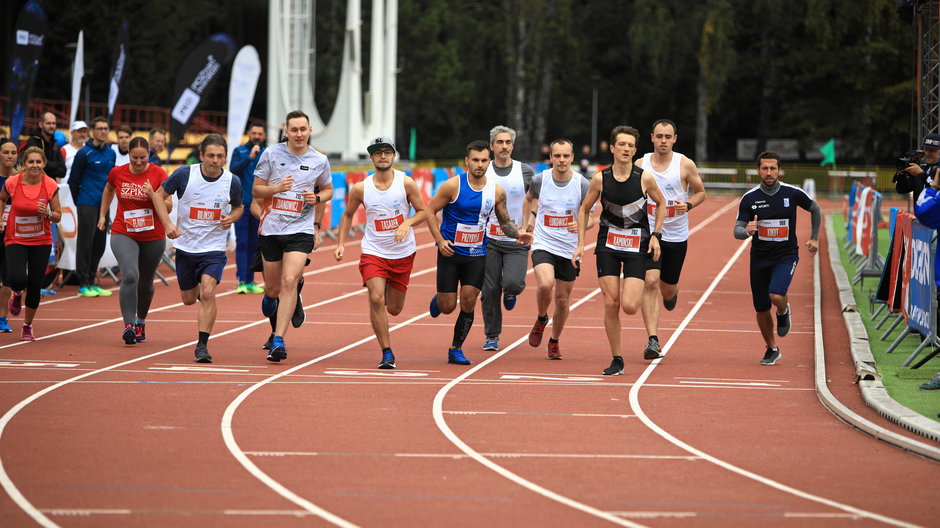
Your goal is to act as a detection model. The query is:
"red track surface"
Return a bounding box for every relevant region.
[0,195,936,527]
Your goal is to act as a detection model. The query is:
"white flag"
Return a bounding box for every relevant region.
[227,45,261,162]
[69,31,83,126]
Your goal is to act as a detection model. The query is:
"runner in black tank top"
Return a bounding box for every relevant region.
[574,126,666,376]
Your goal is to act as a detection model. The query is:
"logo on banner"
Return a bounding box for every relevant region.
[171,88,201,123]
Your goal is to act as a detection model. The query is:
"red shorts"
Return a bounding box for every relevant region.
[359,253,416,292]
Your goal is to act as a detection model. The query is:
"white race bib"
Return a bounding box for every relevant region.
[14,215,44,238]
[272,191,304,217]
[189,201,223,223]
[542,207,573,229]
[374,213,404,232]
[454,222,485,247]
[124,208,155,232]
[646,200,678,218]
[605,226,642,252]
[757,218,789,242]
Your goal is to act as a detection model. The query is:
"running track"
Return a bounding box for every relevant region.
[0,196,935,527]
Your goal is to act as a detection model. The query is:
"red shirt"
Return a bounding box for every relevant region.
[108,164,168,241]
[4,173,58,246]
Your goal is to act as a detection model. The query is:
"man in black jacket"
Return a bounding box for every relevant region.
[18,111,66,181]
[895,133,940,198]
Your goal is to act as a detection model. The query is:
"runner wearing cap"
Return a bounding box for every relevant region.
[334,137,427,369]
[734,151,819,366]
[425,140,533,366]
[151,134,244,363]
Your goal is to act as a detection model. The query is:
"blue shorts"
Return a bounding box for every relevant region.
[176,249,227,291]
[750,253,798,312]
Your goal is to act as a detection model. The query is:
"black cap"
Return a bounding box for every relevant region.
[924,134,940,149]
[367,136,396,154]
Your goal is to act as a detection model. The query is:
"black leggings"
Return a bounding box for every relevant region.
[5,244,52,309]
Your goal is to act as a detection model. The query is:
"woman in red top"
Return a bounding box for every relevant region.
[98,137,170,345]
[0,147,62,341]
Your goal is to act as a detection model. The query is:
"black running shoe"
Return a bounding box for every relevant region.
[122,324,137,345]
[603,356,624,376]
[643,338,663,360]
[194,343,212,363]
[261,333,274,350]
[776,304,791,337]
[291,278,306,328]
[760,347,781,366]
[663,294,678,311]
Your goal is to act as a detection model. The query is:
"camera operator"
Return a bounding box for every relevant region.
[894,134,940,196]
[229,122,268,294]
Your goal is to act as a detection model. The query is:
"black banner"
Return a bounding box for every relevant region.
[107,20,130,123]
[168,33,236,153]
[8,0,48,140]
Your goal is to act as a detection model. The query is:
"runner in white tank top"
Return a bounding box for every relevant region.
[335,137,427,369]
[635,120,706,360]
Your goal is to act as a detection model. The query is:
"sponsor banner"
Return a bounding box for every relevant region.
[8,0,48,139]
[226,45,261,162]
[874,207,899,304]
[69,31,83,126]
[56,185,118,270]
[887,212,912,313]
[330,172,346,228]
[845,182,861,242]
[854,187,879,257]
[107,21,129,122]
[169,33,236,153]
[906,218,934,335]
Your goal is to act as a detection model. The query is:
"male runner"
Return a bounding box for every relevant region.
[480,125,534,351]
[636,119,706,359]
[334,137,427,369]
[734,151,819,365]
[425,140,533,365]
[523,139,593,359]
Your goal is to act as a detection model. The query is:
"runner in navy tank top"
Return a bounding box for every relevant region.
[734,151,820,366]
[574,126,667,377]
[425,140,533,366]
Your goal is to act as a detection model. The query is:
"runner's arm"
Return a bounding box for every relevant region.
[334,183,364,260]
[97,182,115,231]
[573,172,602,266]
[678,158,706,215]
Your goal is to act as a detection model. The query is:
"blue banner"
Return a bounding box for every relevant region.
[331,172,346,227]
[846,181,858,242]
[8,0,47,139]
[907,219,934,335]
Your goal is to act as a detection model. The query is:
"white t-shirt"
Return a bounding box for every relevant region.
[254,143,332,236]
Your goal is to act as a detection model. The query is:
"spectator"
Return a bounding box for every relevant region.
[148,128,168,166]
[595,140,614,166]
[895,134,940,198]
[230,122,267,294]
[112,125,133,166]
[18,112,66,181]
[62,121,89,183]
[911,172,940,392]
[69,116,117,297]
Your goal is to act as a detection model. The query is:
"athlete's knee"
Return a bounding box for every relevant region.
[181,293,198,306]
[644,273,659,291]
[386,303,404,316]
[503,277,526,295]
[769,292,786,305]
[200,287,216,304]
[660,281,678,298]
[368,290,385,309]
[621,297,640,315]
[122,271,139,287]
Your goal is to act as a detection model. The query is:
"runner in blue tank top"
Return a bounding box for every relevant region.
[425,140,533,366]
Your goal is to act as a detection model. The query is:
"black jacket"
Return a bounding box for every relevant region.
[18,127,66,180]
[894,163,935,197]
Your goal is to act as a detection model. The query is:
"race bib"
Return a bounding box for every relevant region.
[1,204,9,224]
[190,201,223,222]
[647,200,678,218]
[454,222,485,247]
[124,208,155,232]
[757,218,790,242]
[14,215,44,238]
[543,207,573,229]
[605,226,642,252]
[374,214,404,232]
[272,191,304,217]
[489,223,504,237]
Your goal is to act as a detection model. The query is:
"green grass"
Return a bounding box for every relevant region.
[833,215,940,422]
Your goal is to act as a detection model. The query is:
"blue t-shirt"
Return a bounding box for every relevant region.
[163,165,243,208]
[737,183,814,259]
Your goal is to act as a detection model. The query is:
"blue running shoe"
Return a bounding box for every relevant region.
[503,294,517,311]
[261,295,279,318]
[448,348,471,365]
[378,350,396,369]
[267,337,287,362]
[0,317,11,333]
[429,294,441,318]
[483,337,499,351]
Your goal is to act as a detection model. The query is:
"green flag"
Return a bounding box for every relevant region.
[819,138,836,167]
[409,127,417,160]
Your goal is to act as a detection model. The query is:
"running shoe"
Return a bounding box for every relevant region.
[92,285,113,297]
[246,283,265,294]
[528,316,548,347]
[122,324,137,345]
[429,294,441,318]
[920,373,940,390]
[194,343,212,363]
[448,348,471,365]
[603,356,624,376]
[21,324,34,342]
[643,337,663,360]
[0,316,11,333]
[378,350,396,370]
[776,304,791,337]
[134,323,146,343]
[261,333,274,350]
[503,293,517,311]
[291,278,306,328]
[547,340,562,360]
[267,337,287,362]
[40,288,57,297]
[261,295,278,317]
[235,282,249,294]
[8,290,23,316]
[483,336,499,351]
[77,286,98,297]
[663,294,678,311]
[760,347,781,366]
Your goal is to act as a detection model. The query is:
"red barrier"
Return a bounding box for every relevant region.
[345,171,369,225]
[854,187,875,258]
[411,168,433,206]
[888,211,913,314]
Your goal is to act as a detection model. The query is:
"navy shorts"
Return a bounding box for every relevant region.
[750,253,798,312]
[532,249,580,282]
[595,249,660,280]
[437,252,486,292]
[176,249,227,291]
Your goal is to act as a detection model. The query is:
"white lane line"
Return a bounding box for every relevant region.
[244,451,700,461]
[627,239,923,528]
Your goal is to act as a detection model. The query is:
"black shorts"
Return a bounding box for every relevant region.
[437,252,486,292]
[532,249,580,282]
[259,233,315,262]
[658,240,688,285]
[595,249,660,280]
[251,246,264,273]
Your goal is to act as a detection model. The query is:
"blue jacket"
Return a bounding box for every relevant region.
[914,187,940,286]
[230,141,265,205]
[69,139,116,207]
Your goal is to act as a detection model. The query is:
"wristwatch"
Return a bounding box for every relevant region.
[314,222,322,229]
[651,231,662,240]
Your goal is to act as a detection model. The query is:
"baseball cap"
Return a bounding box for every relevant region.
[923,133,940,149]
[367,136,396,154]
[70,120,88,132]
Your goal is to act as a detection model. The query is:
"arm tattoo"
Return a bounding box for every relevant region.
[494,200,520,239]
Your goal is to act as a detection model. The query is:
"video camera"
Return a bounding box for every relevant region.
[896,149,925,171]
